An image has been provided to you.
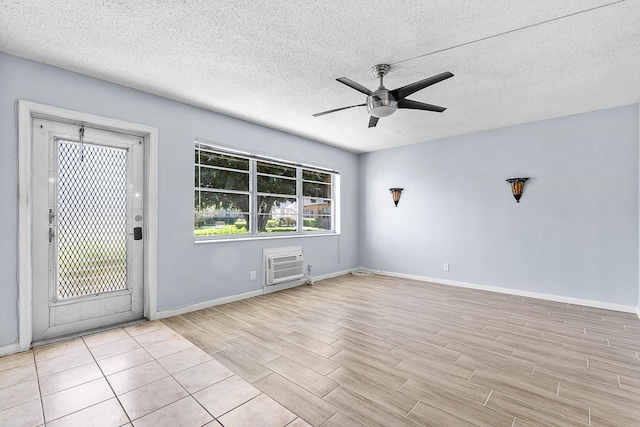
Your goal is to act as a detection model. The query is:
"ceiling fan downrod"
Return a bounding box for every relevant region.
[372,64,391,86]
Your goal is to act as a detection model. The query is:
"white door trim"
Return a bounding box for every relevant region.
[18,100,159,350]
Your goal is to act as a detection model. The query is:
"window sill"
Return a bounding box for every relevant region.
[194,232,339,244]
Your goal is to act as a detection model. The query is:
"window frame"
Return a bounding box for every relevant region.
[194,140,339,241]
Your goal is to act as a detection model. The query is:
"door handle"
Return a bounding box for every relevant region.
[133,227,142,240]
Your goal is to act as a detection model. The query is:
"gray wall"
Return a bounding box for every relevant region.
[1,51,638,348]
[0,53,359,347]
[359,104,639,306]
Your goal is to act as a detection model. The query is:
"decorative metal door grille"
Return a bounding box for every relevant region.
[56,139,128,299]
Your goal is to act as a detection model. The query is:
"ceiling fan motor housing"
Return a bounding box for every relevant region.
[367,91,397,117]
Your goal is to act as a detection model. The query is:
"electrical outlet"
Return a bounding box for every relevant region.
[250,271,256,280]
[444,263,449,271]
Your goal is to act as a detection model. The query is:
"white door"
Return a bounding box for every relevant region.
[32,118,145,342]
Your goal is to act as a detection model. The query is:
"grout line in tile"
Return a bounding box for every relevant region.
[396,377,411,392]
[218,391,263,420]
[191,388,218,423]
[467,369,477,382]
[483,389,493,406]
[386,343,400,355]
[83,335,133,426]
[406,399,421,416]
[325,364,341,377]
[31,349,45,424]
[319,411,340,427]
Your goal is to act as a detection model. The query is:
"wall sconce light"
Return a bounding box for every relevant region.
[389,188,403,207]
[506,178,529,203]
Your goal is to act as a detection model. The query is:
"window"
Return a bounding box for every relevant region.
[194,141,339,239]
[302,170,333,232]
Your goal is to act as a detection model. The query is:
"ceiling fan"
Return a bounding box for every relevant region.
[313,64,453,128]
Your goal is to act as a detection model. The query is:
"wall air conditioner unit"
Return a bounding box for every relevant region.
[264,246,304,286]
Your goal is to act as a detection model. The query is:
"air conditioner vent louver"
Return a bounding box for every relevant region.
[272,255,298,263]
[264,247,304,286]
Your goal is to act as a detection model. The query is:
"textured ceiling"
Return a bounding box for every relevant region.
[1,1,639,153]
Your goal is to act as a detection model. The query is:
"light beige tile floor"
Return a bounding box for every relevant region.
[0,319,305,426]
[1,274,640,426]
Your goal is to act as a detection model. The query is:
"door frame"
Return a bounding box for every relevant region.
[18,100,159,350]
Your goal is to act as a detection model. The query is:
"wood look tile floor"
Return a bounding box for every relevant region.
[1,275,640,426]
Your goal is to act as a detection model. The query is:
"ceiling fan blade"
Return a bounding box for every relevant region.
[313,103,366,117]
[398,99,446,112]
[368,116,379,128]
[391,71,454,100]
[337,77,374,96]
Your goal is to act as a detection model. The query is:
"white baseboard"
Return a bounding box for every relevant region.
[312,268,356,283]
[0,342,23,358]
[155,268,356,319]
[378,271,639,315]
[155,289,264,319]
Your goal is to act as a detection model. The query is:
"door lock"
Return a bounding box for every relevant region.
[133,227,142,240]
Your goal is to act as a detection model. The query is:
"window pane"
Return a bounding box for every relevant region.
[303,216,331,231]
[198,150,249,171]
[194,212,249,236]
[194,191,250,236]
[302,170,331,183]
[257,161,296,177]
[196,191,249,213]
[257,196,297,233]
[303,181,331,198]
[303,198,332,231]
[199,167,249,191]
[257,175,296,195]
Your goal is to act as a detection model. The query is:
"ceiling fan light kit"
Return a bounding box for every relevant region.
[314,64,453,128]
